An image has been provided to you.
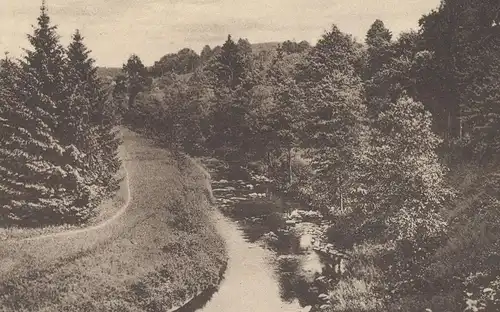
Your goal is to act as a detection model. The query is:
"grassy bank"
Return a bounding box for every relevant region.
[0,129,227,312]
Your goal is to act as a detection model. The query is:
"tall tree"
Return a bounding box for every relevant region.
[266,48,303,185]
[22,2,67,132]
[366,95,451,241]
[364,19,394,118]
[200,45,213,64]
[63,30,96,148]
[419,0,500,141]
[206,35,246,89]
[66,29,122,196]
[18,4,99,225]
[0,55,88,225]
[203,35,255,158]
[298,25,369,213]
[122,54,149,109]
[1,5,117,226]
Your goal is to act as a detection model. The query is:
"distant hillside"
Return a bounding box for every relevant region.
[97,67,122,81]
[250,42,281,54]
[101,41,293,83]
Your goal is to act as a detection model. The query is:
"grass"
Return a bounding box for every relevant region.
[0,129,227,312]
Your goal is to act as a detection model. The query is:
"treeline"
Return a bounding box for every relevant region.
[0,5,121,227]
[113,0,500,311]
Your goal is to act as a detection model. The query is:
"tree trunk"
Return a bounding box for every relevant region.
[339,175,344,214]
[266,149,271,197]
[447,110,452,141]
[459,106,463,139]
[288,147,292,185]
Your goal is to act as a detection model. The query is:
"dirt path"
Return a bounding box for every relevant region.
[0,129,227,312]
[10,129,133,243]
[21,162,132,242]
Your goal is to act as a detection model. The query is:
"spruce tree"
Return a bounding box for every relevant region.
[0,4,99,225]
[66,29,122,196]
[364,19,394,118]
[22,3,67,129]
[0,56,87,225]
[206,35,245,89]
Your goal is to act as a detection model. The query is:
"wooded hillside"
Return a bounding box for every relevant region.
[111,1,500,311]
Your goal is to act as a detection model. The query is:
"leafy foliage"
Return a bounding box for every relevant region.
[151,48,201,76]
[111,5,500,311]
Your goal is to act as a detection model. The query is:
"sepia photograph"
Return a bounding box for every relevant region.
[1,0,499,311]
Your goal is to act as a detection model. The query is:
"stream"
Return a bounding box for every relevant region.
[180,163,339,312]
[198,209,304,312]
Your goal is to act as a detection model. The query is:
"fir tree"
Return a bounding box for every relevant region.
[0,56,89,225]
[66,29,122,196]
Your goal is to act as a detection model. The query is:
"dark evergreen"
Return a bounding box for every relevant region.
[66,29,122,197]
[0,4,122,226]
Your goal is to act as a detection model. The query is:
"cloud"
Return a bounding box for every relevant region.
[166,0,222,4]
[0,0,440,66]
[172,19,289,35]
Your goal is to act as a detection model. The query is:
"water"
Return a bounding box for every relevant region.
[197,210,304,312]
[181,164,333,312]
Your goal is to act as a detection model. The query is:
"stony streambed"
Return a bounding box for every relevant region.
[201,170,347,312]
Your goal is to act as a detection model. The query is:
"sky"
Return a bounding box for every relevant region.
[0,0,440,67]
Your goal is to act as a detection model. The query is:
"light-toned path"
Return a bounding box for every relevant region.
[0,128,227,312]
[22,163,131,242]
[200,210,303,312]
[1,128,132,243]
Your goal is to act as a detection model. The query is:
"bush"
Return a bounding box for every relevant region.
[325,213,385,250]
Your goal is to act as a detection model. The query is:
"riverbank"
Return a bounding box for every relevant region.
[0,129,227,312]
[191,158,349,312]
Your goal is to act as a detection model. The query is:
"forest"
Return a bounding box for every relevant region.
[112,0,500,311]
[2,0,500,311]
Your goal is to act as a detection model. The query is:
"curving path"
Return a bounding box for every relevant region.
[0,128,227,312]
[22,164,132,242]
[199,210,303,312]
